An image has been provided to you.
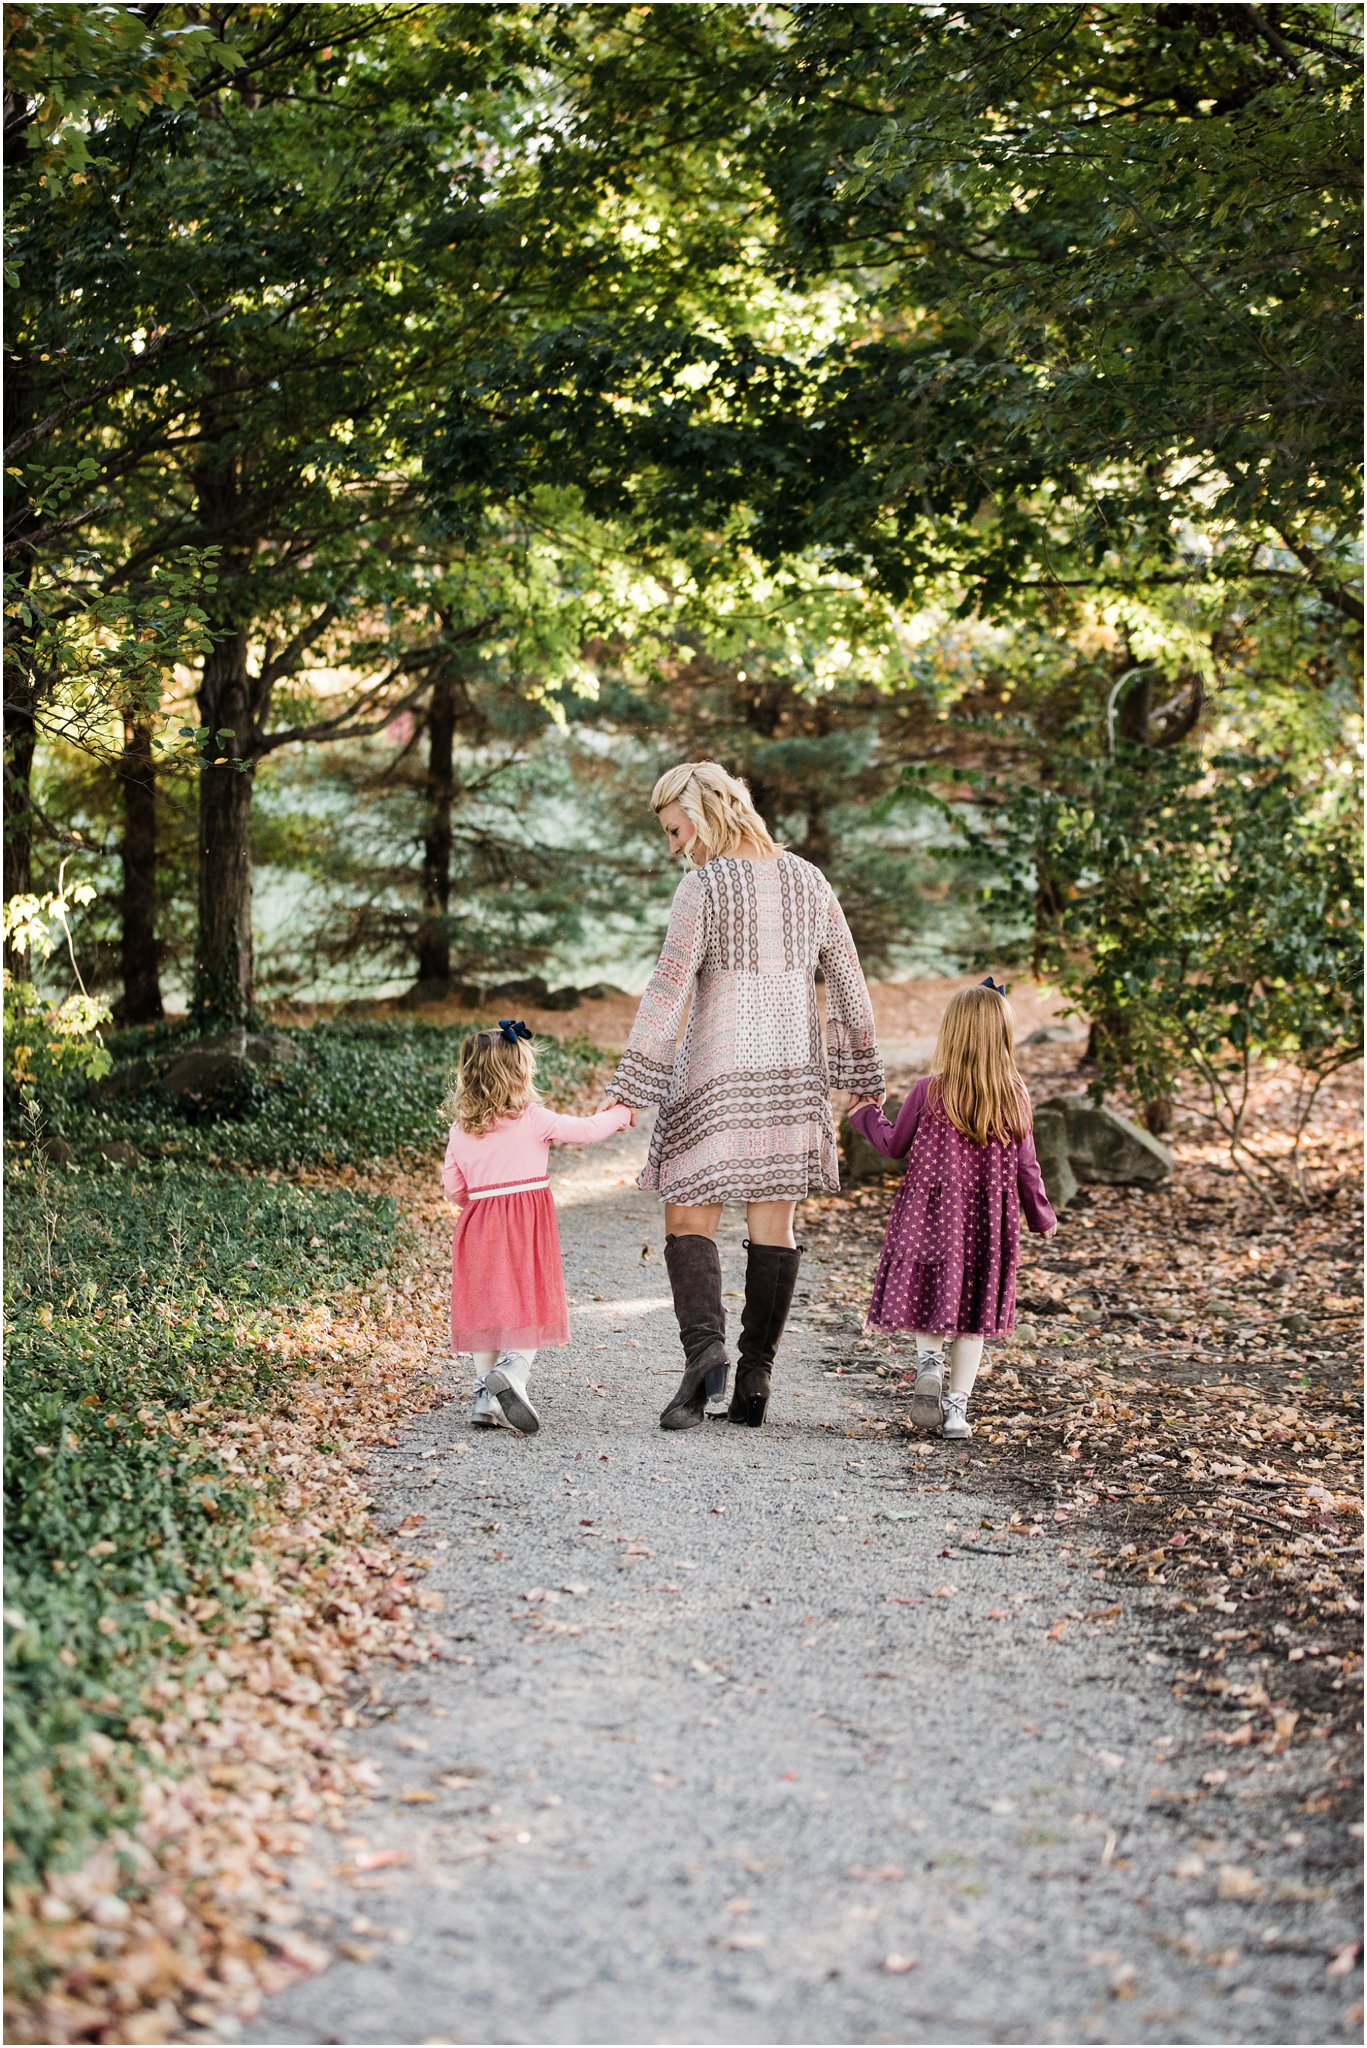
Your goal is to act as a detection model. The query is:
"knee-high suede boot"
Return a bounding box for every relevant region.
[660,1234,730,1432]
[728,1240,803,1427]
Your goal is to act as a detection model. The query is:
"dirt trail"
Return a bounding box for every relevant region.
[241,1122,1358,2046]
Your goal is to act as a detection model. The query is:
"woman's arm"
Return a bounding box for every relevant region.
[849,1078,929,1159]
[537,1103,634,1146]
[1018,1130,1058,1234]
[818,889,884,1100]
[606,870,708,1107]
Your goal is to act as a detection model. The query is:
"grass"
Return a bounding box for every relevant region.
[4,1017,613,1894]
[53,1017,611,1171]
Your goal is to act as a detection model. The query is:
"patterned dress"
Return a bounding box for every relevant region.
[850,1077,1056,1336]
[609,853,884,1205]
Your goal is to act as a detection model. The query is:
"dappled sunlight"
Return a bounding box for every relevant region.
[571,1294,673,1320]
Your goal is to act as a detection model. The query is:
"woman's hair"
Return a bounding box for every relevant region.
[930,984,1031,1145]
[443,1028,539,1136]
[650,760,780,862]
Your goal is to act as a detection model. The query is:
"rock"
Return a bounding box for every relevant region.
[578,983,627,1002]
[95,1140,141,1167]
[841,1099,905,1184]
[1031,1104,1080,1210]
[1024,1024,1077,1046]
[40,1134,73,1167]
[94,1056,160,1101]
[486,977,551,1006]
[541,986,584,1012]
[1035,1093,1173,1189]
[156,1048,258,1107]
[160,1029,298,1089]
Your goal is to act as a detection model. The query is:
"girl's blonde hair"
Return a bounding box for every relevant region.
[444,1028,538,1137]
[931,984,1031,1146]
[650,760,780,863]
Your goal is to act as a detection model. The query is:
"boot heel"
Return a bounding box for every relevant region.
[742,1391,768,1427]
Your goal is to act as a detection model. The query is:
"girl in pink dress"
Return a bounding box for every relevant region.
[441,1022,633,1434]
[848,980,1057,1440]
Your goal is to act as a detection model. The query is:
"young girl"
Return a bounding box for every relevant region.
[847,979,1057,1440]
[441,1021,634,1434]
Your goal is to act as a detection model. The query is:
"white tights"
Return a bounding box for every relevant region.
[915,1332,984,1397]
[472,1348,535,1389]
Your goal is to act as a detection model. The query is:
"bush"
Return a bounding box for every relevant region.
[899,744,1362,1196]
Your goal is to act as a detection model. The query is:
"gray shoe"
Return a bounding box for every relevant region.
[942,1390,973,1440]
[486,1359,539,1435]
[910,1347,946,1431]
[470,1379,504,1429]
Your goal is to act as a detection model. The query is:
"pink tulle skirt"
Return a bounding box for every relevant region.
[450,1186,569,1353]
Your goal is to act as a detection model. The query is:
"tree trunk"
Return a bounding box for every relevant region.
[192,629,255,1027]
[117,718,163,1023]
[3,668,37,906]
[413,669,457,997]
[4,341,40,970]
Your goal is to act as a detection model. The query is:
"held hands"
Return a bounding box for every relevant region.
[603,1095,638,1126]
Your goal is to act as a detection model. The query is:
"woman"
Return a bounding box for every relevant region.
[607,761,883,1431]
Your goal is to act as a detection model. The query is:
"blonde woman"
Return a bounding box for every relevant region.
[606,761,884,1431]
[847,980,1057,1440]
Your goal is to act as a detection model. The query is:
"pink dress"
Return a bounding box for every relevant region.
[441,1101,632,1353]
[850,1078,1056,1337]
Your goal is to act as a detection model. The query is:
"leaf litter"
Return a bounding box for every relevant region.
[5,1164,476,2044]
[812,1049,1362,1816]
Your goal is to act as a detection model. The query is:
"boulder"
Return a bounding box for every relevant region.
[1023,1024,1077,1046]
[841,1098,905,1184]
[154,1028,300,1119]
[95,1139,141,1167]
[1030,1103,1080,1210]
[486,977,551,1006]
[156,1047,257,1109]
[94,1056,160,1102]
[1035,1093,1173,1190]
[40,1134,73,1167]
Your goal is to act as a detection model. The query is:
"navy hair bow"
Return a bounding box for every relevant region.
[979,975,1007,998]
[498,1018,533,1045]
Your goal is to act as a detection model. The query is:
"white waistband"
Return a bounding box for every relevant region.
[468,1179,550,1200]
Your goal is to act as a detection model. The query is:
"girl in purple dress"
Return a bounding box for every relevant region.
[848,979,1057,1439]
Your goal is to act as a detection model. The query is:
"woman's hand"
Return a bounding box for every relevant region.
[603,1094,638,1126]
[846,1092,884,1114]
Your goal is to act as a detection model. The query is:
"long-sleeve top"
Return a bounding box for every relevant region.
[851,1078,1056,1233]
[441,1100,632,1207]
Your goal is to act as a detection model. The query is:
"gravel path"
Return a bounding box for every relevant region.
[244,1123,1359,2046]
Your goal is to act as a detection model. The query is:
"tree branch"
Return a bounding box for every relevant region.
[1273,529,1365,624]
[4,304,236,464]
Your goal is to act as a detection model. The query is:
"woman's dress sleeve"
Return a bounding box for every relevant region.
[607,870,708,1107]
[818,887,884,1098]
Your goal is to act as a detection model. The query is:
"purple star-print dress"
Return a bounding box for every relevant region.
[849,1077,1056,1337]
